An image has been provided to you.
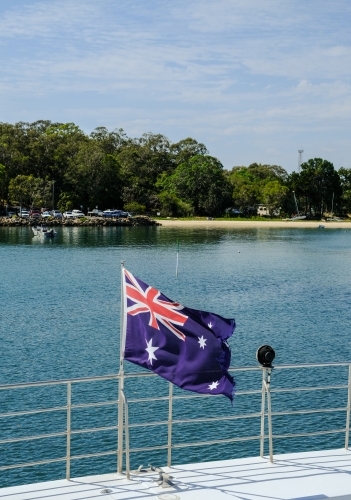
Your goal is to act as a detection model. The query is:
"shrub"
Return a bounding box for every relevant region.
[124,202,146,214]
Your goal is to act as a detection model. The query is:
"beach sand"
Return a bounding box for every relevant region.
[158,219,351,229]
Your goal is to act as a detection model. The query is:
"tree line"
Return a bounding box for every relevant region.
[0,120,350,217]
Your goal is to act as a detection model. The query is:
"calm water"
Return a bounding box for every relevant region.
[1,225,351,487]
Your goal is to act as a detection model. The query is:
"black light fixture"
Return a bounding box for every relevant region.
[256,345,275,367]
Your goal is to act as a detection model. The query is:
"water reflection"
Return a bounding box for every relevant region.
[0,225,322,248]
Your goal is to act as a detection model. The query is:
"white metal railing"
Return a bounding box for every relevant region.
[0,363,350,481]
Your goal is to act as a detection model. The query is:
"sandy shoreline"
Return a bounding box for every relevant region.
[158,219,351,229]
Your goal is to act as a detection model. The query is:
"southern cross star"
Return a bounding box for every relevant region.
[198,336,207,349]
[208,322,213,329]
[145,339,159,365]
[208,381,219,390]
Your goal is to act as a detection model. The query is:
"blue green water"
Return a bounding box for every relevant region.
[1,225,351,487]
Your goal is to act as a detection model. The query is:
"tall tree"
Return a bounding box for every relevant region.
[170,138,208,166]
[158,155,231,216]
[262,180,288,216]
[228,164,289,213]
[298,158,341,216]
[0,163,6,204]
[90,127,127,154]
[338,167,351,215]
[8,175,51,208]
[64,141,122,209]
[117,133,173,209]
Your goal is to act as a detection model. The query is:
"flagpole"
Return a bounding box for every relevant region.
[117,260,126,474]
[176,239,179,277]
[119,261,127,366]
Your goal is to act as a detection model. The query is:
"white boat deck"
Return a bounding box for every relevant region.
[1,448,351,500]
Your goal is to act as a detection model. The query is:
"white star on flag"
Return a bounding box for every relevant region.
[198,336,207,349]
[208,322,213,329]
[145,339,159,365]
[208,381,219,390]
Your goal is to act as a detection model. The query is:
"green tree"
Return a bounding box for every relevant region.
[117,133,173,210]
[158,155,231,216]
[170,138,208,166]
[8,175,51,208]
[0,121,88,206]
[262,180,288,216]
[338,167,351,215]
[228,164,288,213]
[57,192,79,212]
[90,127,127,154]
[158,191,194,217]
[0,121,214,215]
[298,158,341,216]
[123,201,146,214]
[64,141,122,209]
[0,163,6,204]
[229,167,261,209]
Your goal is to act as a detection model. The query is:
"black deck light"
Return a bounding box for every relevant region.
[256,345,275,368]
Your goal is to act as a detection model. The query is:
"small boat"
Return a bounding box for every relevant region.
[32,225,57,238]
[290,191,306,220]
[290,215,307,221]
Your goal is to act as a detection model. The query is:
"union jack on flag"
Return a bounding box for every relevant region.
[122,268,236,401]
[124,269,188,340]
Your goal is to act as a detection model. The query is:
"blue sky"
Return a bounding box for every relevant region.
[0,0,350,172]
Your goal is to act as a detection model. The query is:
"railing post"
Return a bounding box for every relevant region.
[260,369,266,457]
[66,382,71,480]
[120,389,130,479]
[345,364,351,450]
[266,368,274,463]
[167,382,173,467]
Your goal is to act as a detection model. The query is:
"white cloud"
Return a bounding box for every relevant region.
[0,0,100,38]
[0,0,350,171]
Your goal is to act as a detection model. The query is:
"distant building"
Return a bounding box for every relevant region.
[257,205,281,217]
[257,205,269,216]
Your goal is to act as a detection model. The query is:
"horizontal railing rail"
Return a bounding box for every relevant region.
[0,362,350,480]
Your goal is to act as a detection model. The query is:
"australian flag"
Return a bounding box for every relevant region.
[122,269,236,401]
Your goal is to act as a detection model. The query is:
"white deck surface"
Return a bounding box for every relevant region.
[1,448,351,500]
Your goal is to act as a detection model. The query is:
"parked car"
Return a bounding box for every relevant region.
[63,211,75,219]
[72,209,85,218]
[19,210,30,218]
[225,207,242,217]
[51,210,62,218]
[42,211,52,218]
[87,209,104,217]
[103,209,123,217]
[30,210,41,218]
[120,211,131,218]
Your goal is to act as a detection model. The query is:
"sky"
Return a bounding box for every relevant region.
[0,0,350,172]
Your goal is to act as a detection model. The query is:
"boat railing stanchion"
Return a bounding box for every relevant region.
[266,368,274,463]
[120,389,130,479]
[345,364,351,450]
[167,382,173,467]
[260,367,274,462]
[260,368,266,458]
[257,345,275,462]
[66,381,72,480]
